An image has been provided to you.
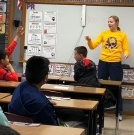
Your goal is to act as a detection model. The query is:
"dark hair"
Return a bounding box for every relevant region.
[0,125,20,135]
[74,46,87,57]
[0,49,7,61]
[109,15,121,31]
[25,56,50,84]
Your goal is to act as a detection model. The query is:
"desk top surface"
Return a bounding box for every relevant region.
[55,99,98,110]
[0,81,20,88]
[0,96,98,111]
[0,95,12,103]
[0,93,11,99]
[41,84,106,95]
[10,124,85,135]
[99,80,122,86]
[0,81,105,95]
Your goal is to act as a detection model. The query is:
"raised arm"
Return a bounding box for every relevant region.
[6,26,24,56]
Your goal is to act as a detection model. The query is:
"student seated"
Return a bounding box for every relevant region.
[74,46,101,87]
[0,106,9,126]
[0,125,20,135]
[8,56,58,125]
[0,26,24,81]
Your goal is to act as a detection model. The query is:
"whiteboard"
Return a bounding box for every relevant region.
[25,5,134,66]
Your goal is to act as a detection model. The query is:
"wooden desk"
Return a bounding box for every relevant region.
[0,95,12,103]
[0,93,11,99]
[55,99,98,110]
[2,96,97,135]
[41,84,105,95]
[41,84,105,134]
[99,79,122,86]
[10,124,85,135]
[18,74,60,82]
[0,81,20,94]
[55,99,98,135]
[0,81,20,88]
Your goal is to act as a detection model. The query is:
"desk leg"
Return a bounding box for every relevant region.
[93,109,97,135]
[88,111,93,135]
[115,86,121,135]
[99,95,104,134]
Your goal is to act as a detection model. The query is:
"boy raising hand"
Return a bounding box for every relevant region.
[0,26,24,81]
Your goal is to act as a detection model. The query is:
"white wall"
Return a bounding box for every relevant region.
[25,5,134,66]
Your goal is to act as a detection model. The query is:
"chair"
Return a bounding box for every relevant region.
[4,112,33,123]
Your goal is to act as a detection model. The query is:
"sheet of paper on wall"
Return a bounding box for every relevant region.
[27,45,41,56]
[42,46,56,59]
[49,64,54,75]
[29,22,42,33]
[29,11,42,22]
[44,11,57,23]
[0,24,5,34]
[44,23,57,34]
[54,64,70,76]
[0,2,6,12]
[23,62,26,73]
[0,13,6,23]
[70,65,74,77]
[43,34,56,46]
[28,33,41,45]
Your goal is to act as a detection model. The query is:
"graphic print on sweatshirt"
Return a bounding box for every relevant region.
[105,37,118,49]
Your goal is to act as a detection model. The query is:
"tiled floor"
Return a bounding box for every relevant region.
[103,114,134,135]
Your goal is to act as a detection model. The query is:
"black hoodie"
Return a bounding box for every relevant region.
[74,58,101,87]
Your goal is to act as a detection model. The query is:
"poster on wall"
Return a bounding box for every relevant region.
[0,2,6,12]
[42,46,56,58]
[44,23,57,34]
[49,63,54,75]
[27,45,41,56]
[29,22,42,33]
[70,65,74,77]
[43,34,56,46]
[28,33,41,45]
[29,11,42,22]
[0,24,5,34]
[44,11,57,23]
[54,64,70,76]
[123,69,134,83]
[0,13,6,23]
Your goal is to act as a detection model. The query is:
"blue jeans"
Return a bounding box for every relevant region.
[98,60,123,113]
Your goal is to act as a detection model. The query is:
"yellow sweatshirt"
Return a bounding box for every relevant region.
[87,30,130,62]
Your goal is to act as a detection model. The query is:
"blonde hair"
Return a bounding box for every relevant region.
[109,15,120,31]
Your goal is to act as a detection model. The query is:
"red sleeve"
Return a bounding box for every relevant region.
[5,72,18,82]
[0,68,18,81]
[5,41,17,57]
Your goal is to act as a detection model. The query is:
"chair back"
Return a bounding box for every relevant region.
[4,112,33,123]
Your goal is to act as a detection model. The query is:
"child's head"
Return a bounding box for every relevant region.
[74,46,87,61]
[0,49,9,67]
[0,125,20,135]
[25,56,50,84]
